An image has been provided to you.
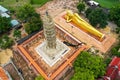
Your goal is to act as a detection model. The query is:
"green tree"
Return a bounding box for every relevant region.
[88,8,108,28]
[0,35,13,49]
[17,4,35,21]
[24,23,31,34]
[25,16,43,34]
[85,8,92,18]
[72,51,106,79]
[109,4,120,27]
[17,4,43,34]
[16,0,18,2]
[30,0,34,4]
[116,27,120,34]
[111,45,120,57]
[104,58,112,66]
[35,75,44,80]
[13,30,21,39]
[8,7,15,14]
[71,68,94,80]
[0,16,11,33]
[77,3,85,13]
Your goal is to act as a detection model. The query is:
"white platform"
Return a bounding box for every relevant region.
[35,39,70,67]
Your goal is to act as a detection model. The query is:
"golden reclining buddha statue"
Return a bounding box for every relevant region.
[64,10,105,41]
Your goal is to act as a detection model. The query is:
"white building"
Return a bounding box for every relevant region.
[88,0,99,6]
[0,5,10,18]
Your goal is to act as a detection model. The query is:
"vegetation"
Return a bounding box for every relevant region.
[71,68,94,80]
[25,16,43,34]
[105,42,120,66]
[30,0,34,4]
[0,16,11,33]
[17,4,36,21]
[104,58,112,66]
[116,27,120,34]
[13,30,21,39]
[85,8,92,18]
[94,0,120,8]
[0,0,50,9]
[0,35,13,49]
[71,51,106,80]
[35,75,44,80]
[109,4,120,28]
[17,4,43,34]
[111,43,120,57]
[86,8,108,28]
[0,0,29,9]
[31,0,50,5]
[77,3,85,13]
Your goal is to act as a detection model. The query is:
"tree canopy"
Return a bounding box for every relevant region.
[30,0,33,4]
[71,51,106,80]
[71,68,94,80]
[111,43,120,57]
[0,35,13,49]
[77,3,85,13]
[109,4,120,27]
[17,4,35,21]
[86,8,108,28]
[17,4,43,34]
[25,16,43,34]
[0,16,11,33]
[35,75,44,80]
[13,30,21,39]
[85,8,92,18]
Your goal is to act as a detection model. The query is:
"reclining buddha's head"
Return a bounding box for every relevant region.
[66,10,73,17]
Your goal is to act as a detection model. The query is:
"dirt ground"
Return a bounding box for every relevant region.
[36,0,79,18]
[0,49,13,65]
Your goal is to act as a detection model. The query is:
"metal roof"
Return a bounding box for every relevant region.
[0,5,8,13]
[10,20,19,27]
[1,13,10,18]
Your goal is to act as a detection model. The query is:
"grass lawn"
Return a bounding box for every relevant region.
[0,0,50,9]
[0,0,29,9]
[94,0,120,8]
[33,0,50,6]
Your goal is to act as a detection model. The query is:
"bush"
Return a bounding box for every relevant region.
[72,51,106,79]
[104,58,112,66]
[85,8,92,18]
[0,35,13,49]
[111,48,120,57]
[77,3,85,13]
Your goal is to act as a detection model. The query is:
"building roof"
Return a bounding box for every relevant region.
[104,57,120,80]
[10,19,19,27]
[0,5,8,13]
[1,13,10,18]
[109,57,120,68]
[0,67,9,80]
[88,0,99,6]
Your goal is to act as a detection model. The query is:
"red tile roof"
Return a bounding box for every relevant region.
[0,67,9,80]
[104,56,120,80]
